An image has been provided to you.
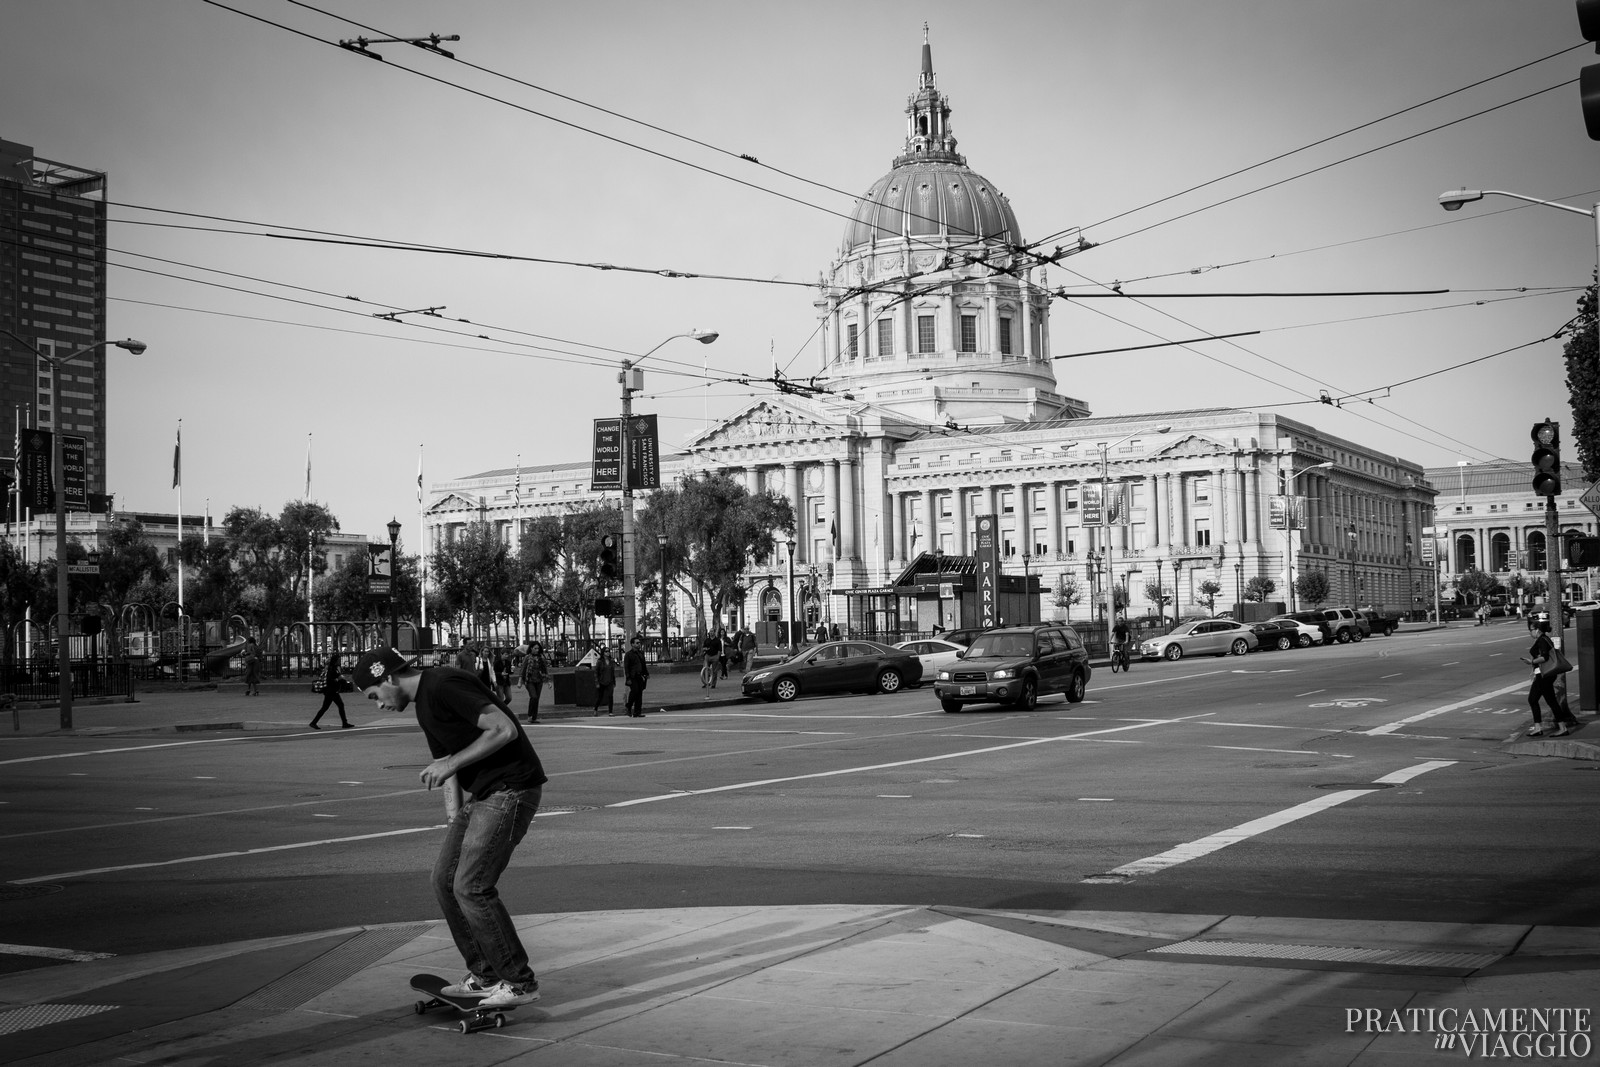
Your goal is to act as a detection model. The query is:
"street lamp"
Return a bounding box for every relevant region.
[1154,557,1165,631]
[786,536,797,651]
[658,533,669,660]
[1,330,146,730]
[1234,557,1244,609]
[1021,551,1032,624]
[619,329,718,646]
[1096,425,1170,656]
[1347,523,1359,611]
[1283,460,1333,611]
[386,516,402,649]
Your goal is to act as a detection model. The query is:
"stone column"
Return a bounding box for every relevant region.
[1021,270,1034,359]
[786,462,805,566]
[922,487,937,555]
[956,487,969,555]
[841,454,858,560]
[1046,480,1062,557]
[825,459,841,565]
[1244,466,1260,548]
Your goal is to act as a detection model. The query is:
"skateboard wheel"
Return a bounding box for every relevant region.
[414,1000,426,1014]
[459,1020,471,1035]
[495,1014,506,1028]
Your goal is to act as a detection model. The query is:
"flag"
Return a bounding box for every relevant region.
[416,446,424,505]
[172,423,181,489]
[830,518,839,555]
[513,454,522,507]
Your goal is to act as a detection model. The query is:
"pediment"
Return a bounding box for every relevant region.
[691,399,840,449]
[1147,433,1230,462]
[427,492,481,514]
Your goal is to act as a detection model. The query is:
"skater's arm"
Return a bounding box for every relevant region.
[419,705,519,795]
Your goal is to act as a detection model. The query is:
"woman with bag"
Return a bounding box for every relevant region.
[520,642,548,724]
[309,647,352,729]
[1521,620,1578,737]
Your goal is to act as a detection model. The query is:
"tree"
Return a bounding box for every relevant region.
[0,541,45,663]
[1243,575,1277,603]
[1295,570,1330,608]
[513,504,621,640]
[1142,579,1170,617]
[1196,579,1222,613]
[96,518,167,634]
[1052,572,1083,621]
[1456,568,1499,607]
[222,502,339,645]
[636,474,794,633]
[314,548,424,626]
[1562,281,1600,482]
[432,521,514,641]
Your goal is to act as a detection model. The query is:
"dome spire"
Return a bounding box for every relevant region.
[896,25,963,168]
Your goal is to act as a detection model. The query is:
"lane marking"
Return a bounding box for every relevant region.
[1078,797,1114,802]
[1363,682,1526,735]
[0,942,114,962]
[607,716,1197,808]
[1091,759,1457,880]
[0,728,410,766]
[1207,746,1323,755]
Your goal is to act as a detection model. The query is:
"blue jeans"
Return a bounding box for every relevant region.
[431,786,541,986]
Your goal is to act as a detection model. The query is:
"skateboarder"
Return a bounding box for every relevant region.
[353,647,547,1010]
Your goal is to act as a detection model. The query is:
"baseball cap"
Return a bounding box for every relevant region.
[351,647,412,689]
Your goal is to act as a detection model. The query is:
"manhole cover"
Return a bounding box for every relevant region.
[613,750,664,756]
[1314,782,1394,790]
[0,884,64,900]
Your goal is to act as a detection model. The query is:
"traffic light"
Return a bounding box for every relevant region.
[593,597,621,618]
[599,533,618,580]
[1531,420,1562,497]
[1581,0,1600,138]
[1570,537,1600,568]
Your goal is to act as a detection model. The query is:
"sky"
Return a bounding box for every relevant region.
[2,0,1596,545]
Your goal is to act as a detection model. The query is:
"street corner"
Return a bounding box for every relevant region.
[1501,720,1600,761]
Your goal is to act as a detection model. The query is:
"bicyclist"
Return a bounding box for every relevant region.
[1112,614,1133,670]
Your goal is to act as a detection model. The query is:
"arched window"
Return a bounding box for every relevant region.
[1490,532,1510,572]
[1526,531,1546,571]
[1455,534,1476,572]
[760,587,782,621]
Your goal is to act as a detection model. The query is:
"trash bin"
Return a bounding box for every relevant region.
[1578,608,1597,713]
[550,667,596,706]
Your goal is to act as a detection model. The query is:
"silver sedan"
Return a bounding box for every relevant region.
[1140,619,1258,661]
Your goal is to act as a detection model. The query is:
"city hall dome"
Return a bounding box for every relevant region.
[842,162,1021,252]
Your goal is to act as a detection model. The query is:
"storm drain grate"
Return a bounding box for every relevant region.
[0,1003,117,1036]
[1149,938,1501,971]
[236,923,432,1011]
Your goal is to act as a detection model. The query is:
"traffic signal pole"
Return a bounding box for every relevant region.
[619,359,638,645]
[1532,420,1565,647]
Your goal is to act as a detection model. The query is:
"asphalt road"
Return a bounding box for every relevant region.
[1,622,1593,972]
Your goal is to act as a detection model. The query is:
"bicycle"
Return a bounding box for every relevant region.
[1110,640,1131,673]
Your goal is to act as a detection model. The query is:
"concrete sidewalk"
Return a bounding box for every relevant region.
[2,905,1595,1066]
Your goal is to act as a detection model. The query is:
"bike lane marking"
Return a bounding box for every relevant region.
[1086,759,1456,881]
[1360,681,1527,735]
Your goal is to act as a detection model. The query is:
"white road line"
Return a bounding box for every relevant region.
[0,942,114,962]
[1093,759,1457,880]
[1207,746,1322,755]
[608,716,1195,808]
[0,728,408,766]
[1363,682,1527,735]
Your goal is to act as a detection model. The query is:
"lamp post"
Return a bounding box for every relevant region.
[786,537,797,651]
[1283,460,1334,612]
[1,330,146,730]
[1234,558,1244,609]
[619,329,717,646]
[933,543,944,633]
[657,533,669,659]
[1021,551,1032,624]
[1154,557,1165,631]
[386,516,402,649]
[1347,523,1359,611]
[1097,425,1170,657]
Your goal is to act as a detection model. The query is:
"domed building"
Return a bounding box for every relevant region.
[814,30,1084,428]
[426,32,1438,648]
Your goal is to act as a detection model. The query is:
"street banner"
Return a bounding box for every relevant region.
[1269,495,1306,530]
[1081,483,1102,525]
[591,418,622,490]
[974,513,999,627]
[626,414,660,489]
[20,429,51,512]
[62,435,86,512]
[1421,537,1436,563]
[368,543,393,597]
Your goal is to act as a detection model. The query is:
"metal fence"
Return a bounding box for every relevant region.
[0,662,136,702]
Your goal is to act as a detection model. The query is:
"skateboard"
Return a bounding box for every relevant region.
[409,972,515,1034]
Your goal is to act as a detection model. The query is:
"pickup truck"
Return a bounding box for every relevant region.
[1357,608,1402,637]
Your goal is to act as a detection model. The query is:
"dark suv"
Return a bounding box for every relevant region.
[933,624,1091,712]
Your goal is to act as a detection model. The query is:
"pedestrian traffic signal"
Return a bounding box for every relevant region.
[1569,536,1600,568]
[599,533,618,579]
[593,597,622,617]
[1531,420,1562,496]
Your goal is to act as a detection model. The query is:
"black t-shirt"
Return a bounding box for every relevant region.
[415,667,547,798]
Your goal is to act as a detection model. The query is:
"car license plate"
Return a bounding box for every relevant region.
[960,685,976,696]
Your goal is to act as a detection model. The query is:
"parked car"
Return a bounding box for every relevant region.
[894,638,967,683]
[932,624,1091,712]
[942,626,988,648]
[1140,618,1258,661]
[1249,618,1301,651]
[741,641,922,703]
[1268,613,1329,647]
[1357,608,1402,637]
[1319,607,1366,643]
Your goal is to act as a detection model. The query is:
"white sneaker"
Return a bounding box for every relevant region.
[442,972,491,998]
[1554,724,1572,737]
[1527,724,1545,737]
[479,979,540,1008]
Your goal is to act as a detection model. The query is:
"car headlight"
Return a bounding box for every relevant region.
[936,670,951,681]
[991,668,1012,679]
[749,671,770,682]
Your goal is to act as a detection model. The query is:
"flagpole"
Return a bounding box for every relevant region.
[514,453,524,640]
[175,420,183,613]
[418,444,427,634]
[306,433,314,634]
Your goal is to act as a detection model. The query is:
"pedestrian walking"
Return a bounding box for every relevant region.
[519,642,548,724]
[715,625,731,679]
[737,626,756,673]
[456,643,477,671]
[352,647,546,1010]
[493,647,512,704]
[240,636,262,697]
[477,646,499,699]
[623,635,649,717]
[309,647,352,729]
[593,645,616,715]
[700,630,720,688]
[1521,620,1579,737]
